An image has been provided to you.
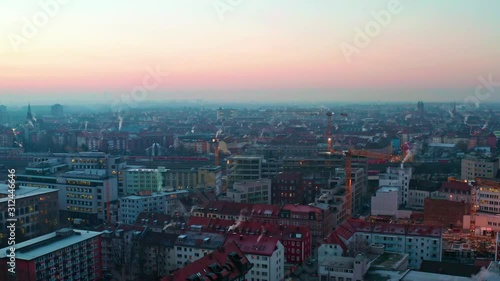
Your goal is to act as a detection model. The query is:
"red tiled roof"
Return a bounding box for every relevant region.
[224,233,281,256]
[282,204,322,214]
[439,181,470,193]
[186,217,310,241]
[161,241,251,281]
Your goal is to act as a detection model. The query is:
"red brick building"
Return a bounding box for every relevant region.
[424,198,470,228]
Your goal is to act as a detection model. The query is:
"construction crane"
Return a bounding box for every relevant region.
[470,180,478,237]
[326,112,333,152]
[344,149,396,217]
[106,177,111,224]
[326,112,348,153]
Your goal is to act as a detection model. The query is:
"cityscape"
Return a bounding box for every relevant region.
[2,1,500,281]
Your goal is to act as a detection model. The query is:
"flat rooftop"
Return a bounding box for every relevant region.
[0,229,101,260]
[370,252,408,269]
[0,184,57,203]
[366,270,474,281]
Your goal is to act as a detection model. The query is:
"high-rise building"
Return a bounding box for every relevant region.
[0,228,102,281]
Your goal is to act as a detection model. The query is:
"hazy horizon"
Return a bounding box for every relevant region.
[2,0,500,105]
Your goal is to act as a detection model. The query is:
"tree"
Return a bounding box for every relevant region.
[347,235,370,257]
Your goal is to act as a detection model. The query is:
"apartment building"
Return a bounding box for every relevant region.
[0,184,59,247]
[325,219,442,269]
[174,231,226,267]
[187,216,312,263]
[193,201,334,243]
[224,234,285,281]
[100,225,147,281]
[0,228,102,281]
[161,241,252,281]
[227,179,272,204]
[461,155,499,180]
[139,231,179,277]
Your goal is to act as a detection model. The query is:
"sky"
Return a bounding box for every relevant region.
[1,0,500,106]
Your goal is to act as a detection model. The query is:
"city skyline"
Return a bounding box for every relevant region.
[1,0,500,105]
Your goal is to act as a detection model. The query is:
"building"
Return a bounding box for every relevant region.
[174,231,226,267]
[216,107,238,121]
[227,179,272,204]
[325,219,442,269]
[437,179,471,203]
[187,216,312,264]
[463,178,500,234]
[280,204,335,244]
[318,249,409,281]
[0,184,59,247]
[119,191,166,224]
[51,104,64,118]
[161,241,252,281]
[271,172,325,205]
[0,228,102,281]
[164,166,216,191]
[227,155,263,187]
[424,198,470,229]
[192,201,334,244]
[124,167,167,195]
[17,169,119,225]
[371,186,400,217]
[224,233,285,281]
[100,225,147,281]
[378,165,412,207]
[138,231,179,278]
[119,190,189,224]
[461,155,499,180]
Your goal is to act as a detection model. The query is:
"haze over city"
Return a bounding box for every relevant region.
[3,2,500,281]
[1,0,500,105]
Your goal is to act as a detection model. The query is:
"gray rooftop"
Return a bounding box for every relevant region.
[0,228,101,260]
[0,184,57,203]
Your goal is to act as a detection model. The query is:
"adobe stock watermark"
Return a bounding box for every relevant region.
[340,0,408,63]
[213,0,243,21]
[7,0,70,53]
[464,74,500,108]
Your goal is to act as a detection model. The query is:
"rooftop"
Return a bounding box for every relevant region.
[161,241,252,281]
[224,233,281,256]
[174,231,226,249]
[0,228,101,260]
[0,184,57,202]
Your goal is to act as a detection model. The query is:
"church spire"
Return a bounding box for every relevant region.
[27,103,33,121]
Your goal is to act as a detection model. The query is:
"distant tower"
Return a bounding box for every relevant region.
[453,101,457,115]
[417,101,424,112]
[26,103,33,121]
[51,104,64,118]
